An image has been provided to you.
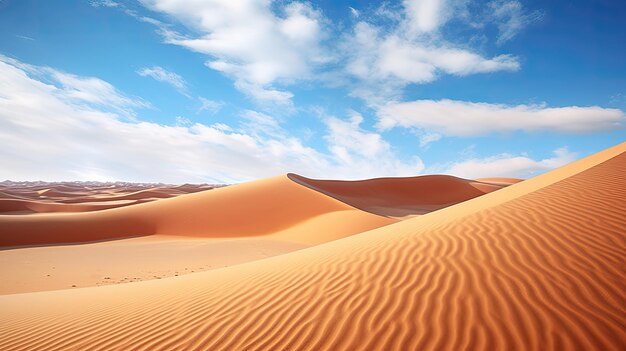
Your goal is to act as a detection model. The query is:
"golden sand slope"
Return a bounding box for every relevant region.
[0,144,624,350]
[0,235,307,294]
[289,173,510,217]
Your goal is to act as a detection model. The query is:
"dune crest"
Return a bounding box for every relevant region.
[474,177,523,184]
[0,144,623,350]
[288,173,510,218]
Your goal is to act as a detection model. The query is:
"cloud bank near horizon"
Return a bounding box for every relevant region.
[1,55,619,183]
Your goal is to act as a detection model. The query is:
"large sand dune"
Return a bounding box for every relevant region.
[289,173,510,217]
[0,143,624,350]
[1,174,505,293]
[0,176,390,247]
[0,173,507,247]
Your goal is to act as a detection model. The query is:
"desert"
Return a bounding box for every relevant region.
[0,142,624,350]
[2,1,625,350]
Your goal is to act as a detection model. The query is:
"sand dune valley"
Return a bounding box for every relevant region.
[0,142,624,350]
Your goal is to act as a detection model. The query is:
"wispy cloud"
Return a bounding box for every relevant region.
[488,0,543,45]
[15,35,35,41]
[197,97,223,114]
[349,6,360,18]
[89,0,120,8]
[137,66,189,96]
[418,132,441,148]
[0,54,149,116]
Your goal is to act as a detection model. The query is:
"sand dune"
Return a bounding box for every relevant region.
[0,174,505,293]
[289,173,510,218]
[0,182,215,214]
[0,198,141,214]
[0,144,623,350]
[0,175,396,247]
[0,173,504,247]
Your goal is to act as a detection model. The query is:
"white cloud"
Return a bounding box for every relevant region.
[444,147,577,179]
[378,32,519,80]
[403,0,450,33]
[139,0,329,104]
[377,99,625,136]
[323,111,425,178]
[0,56,420,183]
[326,111,391,158]
[341,2,521,105]
[126,0,526,106]
[137,66,188,95]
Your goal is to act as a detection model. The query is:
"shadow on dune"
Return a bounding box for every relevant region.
[288,173,511,218]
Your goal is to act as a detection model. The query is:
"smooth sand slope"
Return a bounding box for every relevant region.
[0,143,624,350]
[289,173,511,217]
[0,235,307,294]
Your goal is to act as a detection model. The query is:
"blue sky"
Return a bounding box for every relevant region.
[0,0,624,183]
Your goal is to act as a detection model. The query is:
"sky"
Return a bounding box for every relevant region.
[0,0,624,183]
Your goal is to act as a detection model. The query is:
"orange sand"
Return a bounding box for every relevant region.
[1,174,505,293]
[0,175,396,247]
[0,235,307,294]
[0,143,624,350]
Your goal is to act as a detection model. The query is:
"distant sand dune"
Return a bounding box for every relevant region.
[289,173,509,218]
[0,175,395,247]
[0,198,141,214]
[0,173,505,247]
[0,143,623,350]
[0,183,213,214]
